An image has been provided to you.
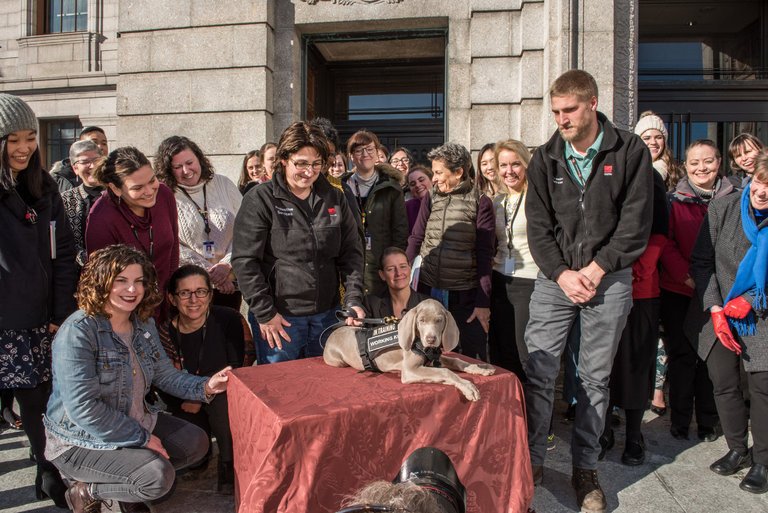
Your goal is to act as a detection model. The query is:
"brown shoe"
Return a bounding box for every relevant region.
[65,481,103,513]
[119,501,151,512]
[532,464,544,486]
[571,467,607,513]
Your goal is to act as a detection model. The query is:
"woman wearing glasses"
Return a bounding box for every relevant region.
[86,147,179,320]
[345,130,408,295]
[390,147,414,189]
[61,139,104,269]
[45,245,230,513]
[155,136,243,310]
[233,122,365,363]
[160,264,245,492]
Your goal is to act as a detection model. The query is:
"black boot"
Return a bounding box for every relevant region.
[598,428,614,461]
[36,462,68,508]
[572,467,607,513]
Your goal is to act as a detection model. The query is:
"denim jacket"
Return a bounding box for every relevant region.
[44,310,209,450]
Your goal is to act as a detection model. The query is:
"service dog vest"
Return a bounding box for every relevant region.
[355,323,400,372]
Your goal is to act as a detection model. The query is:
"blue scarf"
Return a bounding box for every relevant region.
[724,184,768,336]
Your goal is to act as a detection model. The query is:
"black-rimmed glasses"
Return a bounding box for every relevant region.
[174,288,211,300]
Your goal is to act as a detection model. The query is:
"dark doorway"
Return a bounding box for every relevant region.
[638,0,768,167]
[304,30,446,166]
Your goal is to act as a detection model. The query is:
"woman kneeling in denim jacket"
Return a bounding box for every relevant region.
[44,244,231,513]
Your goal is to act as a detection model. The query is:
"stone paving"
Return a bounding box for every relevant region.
[2,402,767,512]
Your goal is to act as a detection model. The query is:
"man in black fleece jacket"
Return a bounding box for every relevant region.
[523,70,653,513]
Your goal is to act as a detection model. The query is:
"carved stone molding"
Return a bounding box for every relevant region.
[301,0,403,5]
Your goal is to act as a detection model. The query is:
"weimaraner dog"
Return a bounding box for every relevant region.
[323,299,495,401]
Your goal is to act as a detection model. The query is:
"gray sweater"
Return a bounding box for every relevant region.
[688,191,768,371]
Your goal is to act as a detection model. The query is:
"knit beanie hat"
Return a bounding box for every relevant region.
[634,114,668,140]
[0,93,39,141]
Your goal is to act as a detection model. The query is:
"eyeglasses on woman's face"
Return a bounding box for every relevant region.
[353,145,377,157]
[290,159,324,172]
[174,288,211,300]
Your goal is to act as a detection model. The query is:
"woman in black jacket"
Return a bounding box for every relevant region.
[160,264,246,493]
[0,93,77,507]
[232,122,365,364]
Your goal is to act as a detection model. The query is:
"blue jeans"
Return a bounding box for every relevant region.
[256,308,338,364]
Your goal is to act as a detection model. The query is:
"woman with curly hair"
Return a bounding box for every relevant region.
[44,244,231,513]
[155,136,242,309]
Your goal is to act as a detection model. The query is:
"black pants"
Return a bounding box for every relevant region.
[610,298,659,410]
[660,290,718,432]
[163,392,233,464]
[488,271,534,380]
[12,383,51,464]
[707,341,768,465]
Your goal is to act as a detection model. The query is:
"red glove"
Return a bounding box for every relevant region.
[724,296,753,320]
[711,309,741,355]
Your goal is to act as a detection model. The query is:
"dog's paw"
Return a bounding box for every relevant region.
[457,380,480,401]
[464,363,495,376]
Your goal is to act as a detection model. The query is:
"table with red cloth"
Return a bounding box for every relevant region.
[228,355,533,513]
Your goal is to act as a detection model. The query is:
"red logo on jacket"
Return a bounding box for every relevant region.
[603,165,613,176]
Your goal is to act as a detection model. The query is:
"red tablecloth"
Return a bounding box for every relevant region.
[228,355,533,513]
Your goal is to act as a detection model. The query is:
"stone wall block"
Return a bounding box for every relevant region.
[117,33,152,74]
[448,17,471,63]
[190,68,269,112]
[191,0,271,27]
[520,50,543,99]
[471,0,522,10]
[469,105,511,149]
[469,12,511,58]
[119,1,191,33]
[117,73,191,116]
[470,57,520,104]
[233,24,274,70]
[521,1,546,50]
[520,98,548,147]
[583,0,613,32]
[446,107,470,146]
[447,63,471,109]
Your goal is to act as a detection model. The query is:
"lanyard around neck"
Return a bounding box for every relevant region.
[502,190,524,251]
[173,314,208,375]
[179,184,211,236]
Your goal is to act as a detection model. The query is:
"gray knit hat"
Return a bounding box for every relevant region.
[0,93,39,141]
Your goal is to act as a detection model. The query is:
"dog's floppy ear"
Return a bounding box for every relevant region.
[397,304,419,351]
[441,307,460,352]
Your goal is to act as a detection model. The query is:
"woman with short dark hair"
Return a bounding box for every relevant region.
[232,122,365,363]
[406,142,495,361]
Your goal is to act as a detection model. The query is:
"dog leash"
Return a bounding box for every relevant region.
[319,310,399,349]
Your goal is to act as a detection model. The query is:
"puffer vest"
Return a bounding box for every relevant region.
[419,180,478,290]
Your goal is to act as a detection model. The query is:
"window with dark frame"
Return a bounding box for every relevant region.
[41,119,82,170]
[43,0,88,34]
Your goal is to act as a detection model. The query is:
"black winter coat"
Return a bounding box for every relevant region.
[0,170,77,329]
[232,171,364,324]
[525,113,654,280]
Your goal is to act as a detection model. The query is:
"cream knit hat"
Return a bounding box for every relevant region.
[634,114,668,140]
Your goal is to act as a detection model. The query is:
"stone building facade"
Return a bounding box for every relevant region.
[0,0,637,182]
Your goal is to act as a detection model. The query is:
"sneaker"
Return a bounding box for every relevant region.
[572,467,607,513]
[547,432,557,451]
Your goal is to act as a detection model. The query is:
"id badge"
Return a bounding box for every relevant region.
[365,234,372,251]
[203,240,215,259]
[504,257,516,276]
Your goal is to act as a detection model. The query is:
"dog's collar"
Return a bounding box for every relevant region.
[411,338,442,367]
